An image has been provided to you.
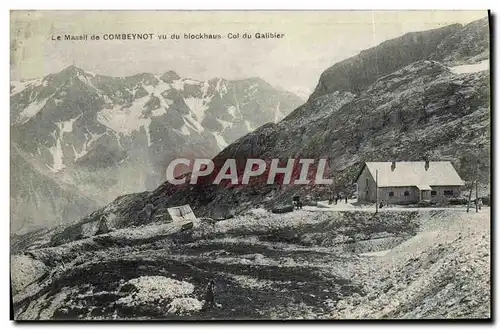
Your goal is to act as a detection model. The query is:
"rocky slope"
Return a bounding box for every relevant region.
[10,209,421,320]
[330,209,490,319]
[429,17,490,65]
[309,18,489,100]
[10,144,99,233]
[10,208,490,320]
[10,67,302,231]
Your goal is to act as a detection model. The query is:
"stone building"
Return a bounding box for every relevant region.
[355,161,464,204]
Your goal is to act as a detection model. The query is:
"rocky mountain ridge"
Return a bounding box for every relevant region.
[309,19,489,101]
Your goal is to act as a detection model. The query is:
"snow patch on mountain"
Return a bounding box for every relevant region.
[227,106,237,118]
[96,97,151,136]
[10,78,44,96]
[184,97,208,122]
[72,145,86,161]
[245,83,259,98]
[57,115,81,134]
[46,115,84,171]
[141,81,171,96]
[76,71,100,91]
[182,115,204,133]
[216,118,234,131]
[449,59,489,74]
[215,79,228,98]
[73,130,107,161]
[143,121,152,147]
[173,125,191,137]
[213,132,228,150]
[202,80,210,95]
[117,276,195,306]
[10,65,303,188]
[184,79,202,86]
[18,98,49,124]
[172,79,185,91]
[47,132,65,172]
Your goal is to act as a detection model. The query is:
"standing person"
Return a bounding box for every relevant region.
[293,196,300,210]
[345,194,348,204]
[203,279,217,311]
[478,197,483,210]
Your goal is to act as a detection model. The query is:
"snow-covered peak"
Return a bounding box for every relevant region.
[11,66,304,177]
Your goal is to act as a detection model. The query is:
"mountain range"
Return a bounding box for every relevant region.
[10,68,303,231]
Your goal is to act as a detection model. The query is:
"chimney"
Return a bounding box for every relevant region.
[391,161,396,171]
[425,160,430,171]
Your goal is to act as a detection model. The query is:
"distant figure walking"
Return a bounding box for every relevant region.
[292,196,303,210]
[477,198,483,210]
[345,195,348,204]
[202,279,218,311]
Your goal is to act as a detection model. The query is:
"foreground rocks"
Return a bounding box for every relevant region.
[329,210,490,319]
[11,208,490,320]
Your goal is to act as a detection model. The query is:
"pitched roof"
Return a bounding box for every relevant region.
[362,161,464,187]
[167,204,197,222]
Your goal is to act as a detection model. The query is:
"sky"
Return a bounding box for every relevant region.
[10,10,488,98]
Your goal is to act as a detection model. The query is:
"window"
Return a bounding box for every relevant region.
[365,178,369,187]
[444,190,454,196]
[431,191,437,196]
[404,191,410,197]
[388,191,394,197]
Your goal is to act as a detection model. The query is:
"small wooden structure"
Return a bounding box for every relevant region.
[167,204,197,223]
